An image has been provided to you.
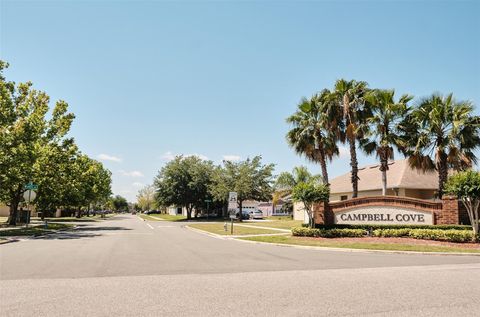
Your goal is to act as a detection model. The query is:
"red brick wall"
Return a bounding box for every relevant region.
[436,196,463,225]
[313,196,465,226]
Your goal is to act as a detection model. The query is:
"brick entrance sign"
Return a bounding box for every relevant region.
[313,196,468,226]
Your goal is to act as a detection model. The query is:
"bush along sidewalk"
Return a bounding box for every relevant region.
[373,228,477,243]
[292,226,478,243]
[304,223,472,231]
[292,227,366,238]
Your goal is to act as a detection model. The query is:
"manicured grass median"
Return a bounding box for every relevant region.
[0,223,74,237]
[246,219,302,230]
[240,235,480,254]
[34,214,115,222]
[138,214,187,221]
[189,223,285,236]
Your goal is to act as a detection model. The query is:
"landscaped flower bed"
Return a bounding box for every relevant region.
[292,227,366,238]
[292,226,478,243]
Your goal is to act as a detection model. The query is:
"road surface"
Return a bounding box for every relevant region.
[1,214,479,316]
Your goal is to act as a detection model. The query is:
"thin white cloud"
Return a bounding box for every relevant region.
[161,151,176,161]
[161,151,208,161]
[98,153,122,162]
[132,182,145,187]
[119,170,144,178]
[223,155,241,161]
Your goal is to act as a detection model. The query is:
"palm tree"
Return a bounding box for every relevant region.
[286,89,341,185]
[276,166,316,192]
[400,93,480,198]
[361,89,413,195]
[332,79,369,198]
[272,166,310,213]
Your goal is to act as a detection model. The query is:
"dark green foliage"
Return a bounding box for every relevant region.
[445,170,480,236]
[292,227,366,238]
[373,228,476,243]
[154,155,214,219]
[308,224,472,231]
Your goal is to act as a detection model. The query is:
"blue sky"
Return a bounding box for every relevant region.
[1,0,479,202]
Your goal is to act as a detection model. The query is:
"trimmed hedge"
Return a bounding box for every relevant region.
[292,227,366,238]
[373,228,477,243]
[293,227,477,242]
[373,228,411,238]
[305,223,472,231]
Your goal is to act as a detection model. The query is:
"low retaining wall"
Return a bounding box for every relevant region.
[314,196,468,226]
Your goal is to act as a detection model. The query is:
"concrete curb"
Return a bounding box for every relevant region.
[0,238,19,245]
[185,225,229,240]
[234,237,480,256]
[234,224,291,233]
[185,225,290,239]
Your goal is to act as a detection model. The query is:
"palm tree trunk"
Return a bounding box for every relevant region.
[317,143,329,185]
[348,135,359,198]
[437,152,448,199]
[380,158,388,196]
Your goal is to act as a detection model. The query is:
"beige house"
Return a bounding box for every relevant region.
[329,159,438,201]
[1,204,9,217]
[294,159,439,221]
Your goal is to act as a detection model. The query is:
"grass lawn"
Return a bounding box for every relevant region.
[189,223,286,236]
[241,235,480,254]
[0,223,74,237]
[138,213,188,221]
[34,214,115,222]
[246,219,302,230]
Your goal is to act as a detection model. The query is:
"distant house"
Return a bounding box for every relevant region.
[293,159,439,221]
[257,198,290,217]
[1,204,9,217]
[166,206,188,216]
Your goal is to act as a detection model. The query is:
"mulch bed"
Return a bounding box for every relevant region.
[295,236,480,249]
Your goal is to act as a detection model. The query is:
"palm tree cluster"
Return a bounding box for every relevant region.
[287,79,480,199]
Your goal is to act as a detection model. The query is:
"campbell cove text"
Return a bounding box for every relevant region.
[339,213,426,223]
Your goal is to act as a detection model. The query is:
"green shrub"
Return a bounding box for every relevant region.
[408,229,475,243]
[372,228,411,237]
[372,228,476,243]
[292,227,366,238]
[292,227,321,237]
[310,224,472,231]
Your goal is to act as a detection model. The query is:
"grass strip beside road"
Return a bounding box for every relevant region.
[138,214,187,221]
[245,219,302,230]
[0,223,74,237]
[35,214,115,222]
[189,223,284,236]
[240,235,480,254]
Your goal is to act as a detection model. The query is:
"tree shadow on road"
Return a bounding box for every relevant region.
[24,225,133,241]
[73,225,133,232]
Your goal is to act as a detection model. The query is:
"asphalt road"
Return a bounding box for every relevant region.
[1,214,479,316]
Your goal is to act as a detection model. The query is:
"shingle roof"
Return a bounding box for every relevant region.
[329,159,438,194]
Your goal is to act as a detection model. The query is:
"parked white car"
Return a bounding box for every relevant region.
[249,210,264,219]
